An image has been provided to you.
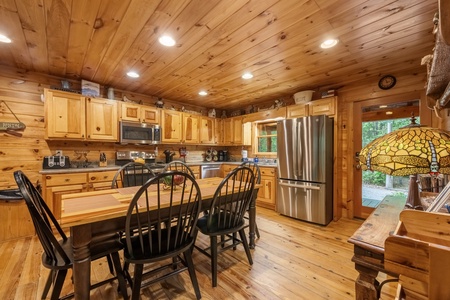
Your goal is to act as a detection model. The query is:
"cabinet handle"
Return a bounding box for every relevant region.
[65,178,70,182]
[90,177,96,181]
[103,175,109,179]
[46,176,51,179]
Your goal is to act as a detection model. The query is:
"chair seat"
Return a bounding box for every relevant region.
[122,227,193,263]
[42,234,124,270]
[197,213,245,236]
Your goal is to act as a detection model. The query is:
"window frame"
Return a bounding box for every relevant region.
[252,120,278,156]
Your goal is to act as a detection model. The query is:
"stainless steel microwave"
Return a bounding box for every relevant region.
[119,121,161,144]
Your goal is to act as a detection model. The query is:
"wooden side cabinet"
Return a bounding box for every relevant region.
[256,167,277,210]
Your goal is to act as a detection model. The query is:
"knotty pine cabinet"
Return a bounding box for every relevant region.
[285,97,336,119]
[44,89,118,141]
[161,110,183,143]
[199,116,219,145]
[182,113,200,144]
[257,167,277,210]
[119,102,159,123]
[222,116,251,145]
[42,170,117,219]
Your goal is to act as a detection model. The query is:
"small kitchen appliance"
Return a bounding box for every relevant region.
[163,150,176,163]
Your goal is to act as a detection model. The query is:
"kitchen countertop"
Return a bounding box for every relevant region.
[39,161,277,174]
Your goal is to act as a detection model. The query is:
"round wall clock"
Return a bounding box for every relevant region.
[378,75,396,90]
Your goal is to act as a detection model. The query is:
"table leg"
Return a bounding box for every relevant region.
[71,224,92,300]
[248,195,256,249]
[354,263,380,300]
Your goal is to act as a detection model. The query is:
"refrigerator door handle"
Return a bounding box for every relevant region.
[279,182,320,190]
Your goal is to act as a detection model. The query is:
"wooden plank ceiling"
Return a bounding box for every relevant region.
[0,0,439,110]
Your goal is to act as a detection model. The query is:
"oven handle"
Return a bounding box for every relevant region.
[279,182,320,190]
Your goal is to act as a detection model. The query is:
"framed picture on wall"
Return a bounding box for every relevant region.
[81,80,100,97]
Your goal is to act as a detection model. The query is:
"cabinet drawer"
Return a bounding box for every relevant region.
[44,173,87,186]
[259,167,276,176]
[88,171,118,183]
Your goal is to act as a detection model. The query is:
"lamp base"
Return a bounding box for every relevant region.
[405,174,424,210]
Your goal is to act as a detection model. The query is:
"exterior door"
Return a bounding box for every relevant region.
[353,97,420,219]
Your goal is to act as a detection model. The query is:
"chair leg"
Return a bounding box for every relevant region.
[123,261,133,287]
[50,269,68,300]
[211,236,218,287]
[42,270,55,299]
[184,249,201,299]
[255,222,261,239]
[131,264,144,300]
[110,252,128,299]
[232,232,237,250]
[238,229,253,265]
[106,254,115,275]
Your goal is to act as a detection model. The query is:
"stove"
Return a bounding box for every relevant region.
[115,151,166,173]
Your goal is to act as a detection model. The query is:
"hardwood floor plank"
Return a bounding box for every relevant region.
[0,207,398,299]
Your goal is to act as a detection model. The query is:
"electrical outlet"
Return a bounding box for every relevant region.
[56,150,63,156]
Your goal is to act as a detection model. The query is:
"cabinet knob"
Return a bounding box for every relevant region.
[46,176,51,180]
[90,177,96,181]
[65,178,70,182]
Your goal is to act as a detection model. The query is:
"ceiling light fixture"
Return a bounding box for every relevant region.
[126,71,140,78]
[0,34,12,43]
[242,72,253,79]
[159,35,176,47]
[320,39,338,49]
[199,90,208,96]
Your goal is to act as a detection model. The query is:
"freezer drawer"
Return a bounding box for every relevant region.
[277,179,332,225]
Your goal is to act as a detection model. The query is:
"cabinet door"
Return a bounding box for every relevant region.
[221,164,235,177]
[45,89,85,139]
[120,103,141,122]
[286,104,309,118]
[161,110,182,142]
[257,167,277,210]
[232,117,244,145]
[309,97,336,116]
[222,118,233,145]
[199,116,215,144]
[141,107,159,123]
[88,170,117,184]
[182,113,200,144]
[86,97,118,141]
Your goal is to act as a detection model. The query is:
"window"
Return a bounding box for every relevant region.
[254,121,277,154]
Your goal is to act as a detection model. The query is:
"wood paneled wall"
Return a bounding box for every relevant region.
[1,65,447,221]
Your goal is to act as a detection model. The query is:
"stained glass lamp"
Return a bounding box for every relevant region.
[359,116,450,209]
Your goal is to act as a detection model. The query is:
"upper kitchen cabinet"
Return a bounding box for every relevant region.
[286,103,309,119]
[119,102,159,123]
[44,89,118,142]
[45,89,86,139]
[182,113,200,144]
[242,107,286,123]
[222,116,251,146]
[199,116,218,145]
[86,97,118,141]
[309,97,336,116]
[161,109,182,143]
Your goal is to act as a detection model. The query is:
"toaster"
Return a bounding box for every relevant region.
[42,155,70,169]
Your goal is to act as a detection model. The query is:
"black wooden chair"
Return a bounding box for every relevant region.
[14,170,128,300]
[195,166,255,287]
[162,161,195,178]
[111,161,156,188]
[122,171,202,300]
[240,161,262,238]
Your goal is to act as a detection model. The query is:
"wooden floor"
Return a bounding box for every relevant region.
[0,208,397,299]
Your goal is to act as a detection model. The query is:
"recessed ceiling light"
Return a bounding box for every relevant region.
[320,39,338,49]
[242,72,253,79]
[386,111,393,115]
[0,34,11,43]
[199,90,208,96]
[126,71,139,78]
[379,105,388,108]
[159,35,176,47]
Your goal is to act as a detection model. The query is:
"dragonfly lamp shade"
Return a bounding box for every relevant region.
[359,116,450,209]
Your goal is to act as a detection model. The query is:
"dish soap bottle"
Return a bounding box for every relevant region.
[254,156,259,163]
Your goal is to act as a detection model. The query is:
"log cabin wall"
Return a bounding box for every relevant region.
[1,65,448,221]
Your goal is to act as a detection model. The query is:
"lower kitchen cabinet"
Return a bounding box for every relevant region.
[42,170,117,219]
[189,165,201,179]
[256,167,277,210]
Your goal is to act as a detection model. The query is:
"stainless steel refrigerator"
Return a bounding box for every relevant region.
[277,115,333,225]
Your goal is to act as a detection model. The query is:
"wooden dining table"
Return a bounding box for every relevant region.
[60,177,258,300]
